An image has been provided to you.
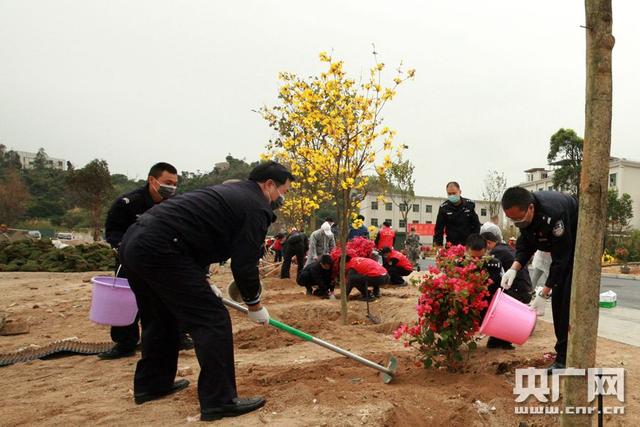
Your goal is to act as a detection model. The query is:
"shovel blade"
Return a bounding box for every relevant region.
[380,356,398,384]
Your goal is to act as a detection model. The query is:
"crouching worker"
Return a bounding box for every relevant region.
[466,233,516,350]
[297,254,334,298]
[380,246,412,286]
[480,231,533,304]
[119,161,293,421]
[345,255,390,301]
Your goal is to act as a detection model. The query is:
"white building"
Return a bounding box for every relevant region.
[519,157,640,229]
[359,192,498,245]
[15,151,66,170]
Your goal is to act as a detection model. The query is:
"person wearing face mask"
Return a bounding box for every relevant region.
[100,162,193,359]
[433,181,481,248]
[118,161,293,420]
[500,186,578,372]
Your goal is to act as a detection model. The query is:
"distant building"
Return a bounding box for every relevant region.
[359,192,499,245]
[15,151,66,170]
[519,157,640,229]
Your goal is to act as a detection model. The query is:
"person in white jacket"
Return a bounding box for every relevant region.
[305,222,336,267]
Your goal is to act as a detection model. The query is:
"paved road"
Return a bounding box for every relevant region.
[600,276,640,309]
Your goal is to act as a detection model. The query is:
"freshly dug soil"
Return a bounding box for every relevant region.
[0,269,638,426]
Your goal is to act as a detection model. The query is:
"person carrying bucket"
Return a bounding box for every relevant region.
[500,187,578,372]
[100,162,194,360]
[118,161,293,421]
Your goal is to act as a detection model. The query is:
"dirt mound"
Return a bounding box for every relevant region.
[234,326,300,351]
[0,271,639,426]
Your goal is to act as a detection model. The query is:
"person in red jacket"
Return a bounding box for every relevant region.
[271,233,285,262]
[374,220,396,251]
[380,246,412,285]
[345,255,390,301]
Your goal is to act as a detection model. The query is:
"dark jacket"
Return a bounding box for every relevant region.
[433,197,481,246]
[348,225,369,240]
[105,185,155,248]
[284,231,308,253]
[297,261,332,291]
[137,180,275,305]
[490,242,533,301]
[514,191,578,288]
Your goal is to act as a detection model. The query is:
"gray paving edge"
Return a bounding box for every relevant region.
[601,273,640,281]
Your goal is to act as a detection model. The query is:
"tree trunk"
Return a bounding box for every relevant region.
[92,202,101,242]
[339,189,350,325]
[560,1,613,425]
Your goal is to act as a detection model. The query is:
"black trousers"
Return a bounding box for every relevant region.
[274,249,282,262]
[281,245,305,279]
[120,222,237,409]
[347,271,389,297]
[385,264,412,285]
[551,270,573,365]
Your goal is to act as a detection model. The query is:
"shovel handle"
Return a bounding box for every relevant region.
[221,297,395,378]
[269,319,313,341]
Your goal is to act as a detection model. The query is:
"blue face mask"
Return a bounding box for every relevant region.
[448,194,460,204]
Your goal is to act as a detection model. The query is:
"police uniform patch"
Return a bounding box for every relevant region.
[552,220,565,237]
[122,197,130,204]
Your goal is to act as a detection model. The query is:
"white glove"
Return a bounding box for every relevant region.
[248,307,270,326]
[530,292,548,316]
[501,268,517,290]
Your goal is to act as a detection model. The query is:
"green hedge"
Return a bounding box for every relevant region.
[0,240,115,272]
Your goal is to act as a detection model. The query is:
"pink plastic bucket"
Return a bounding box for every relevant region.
[89,276,138,326]
[479,288,536,345]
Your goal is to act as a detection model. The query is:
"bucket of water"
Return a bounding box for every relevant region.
[479,288,536,345]
[89,276,138,326]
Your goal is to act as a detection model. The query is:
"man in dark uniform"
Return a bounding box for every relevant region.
[434,181,481,247]
[280,228,308,279]
[100,162,193,360]
[297,254,334,298]
[500,187,578,371]
[465,234,514,349]
[118,161,293,420]
[480,231,533,304]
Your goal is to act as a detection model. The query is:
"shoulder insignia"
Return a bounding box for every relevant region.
[122,197,130,204]
[552,220,565,237]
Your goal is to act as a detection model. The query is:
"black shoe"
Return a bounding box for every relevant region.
[178,334,194,351]
[487,338,515,350]
[358,295,376,302]
[546,361,566,374]
[134,379,190,404]
[98,346,136,360]
[305,287,313,296]
[201,397,266,421]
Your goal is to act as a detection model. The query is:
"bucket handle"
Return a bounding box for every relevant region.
[113,265,122,287]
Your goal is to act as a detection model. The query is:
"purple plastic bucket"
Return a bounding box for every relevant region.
[89,276,138,326]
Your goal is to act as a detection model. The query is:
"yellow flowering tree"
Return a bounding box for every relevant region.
[261,50,414,323]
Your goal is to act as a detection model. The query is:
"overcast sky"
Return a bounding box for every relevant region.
[1,1,638,199]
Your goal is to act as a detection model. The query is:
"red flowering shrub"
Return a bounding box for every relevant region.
[395,244,491,371]
[615,247,629,263]
[330,237,375,277]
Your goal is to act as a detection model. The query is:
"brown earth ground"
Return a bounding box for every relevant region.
[0,268,638,426]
